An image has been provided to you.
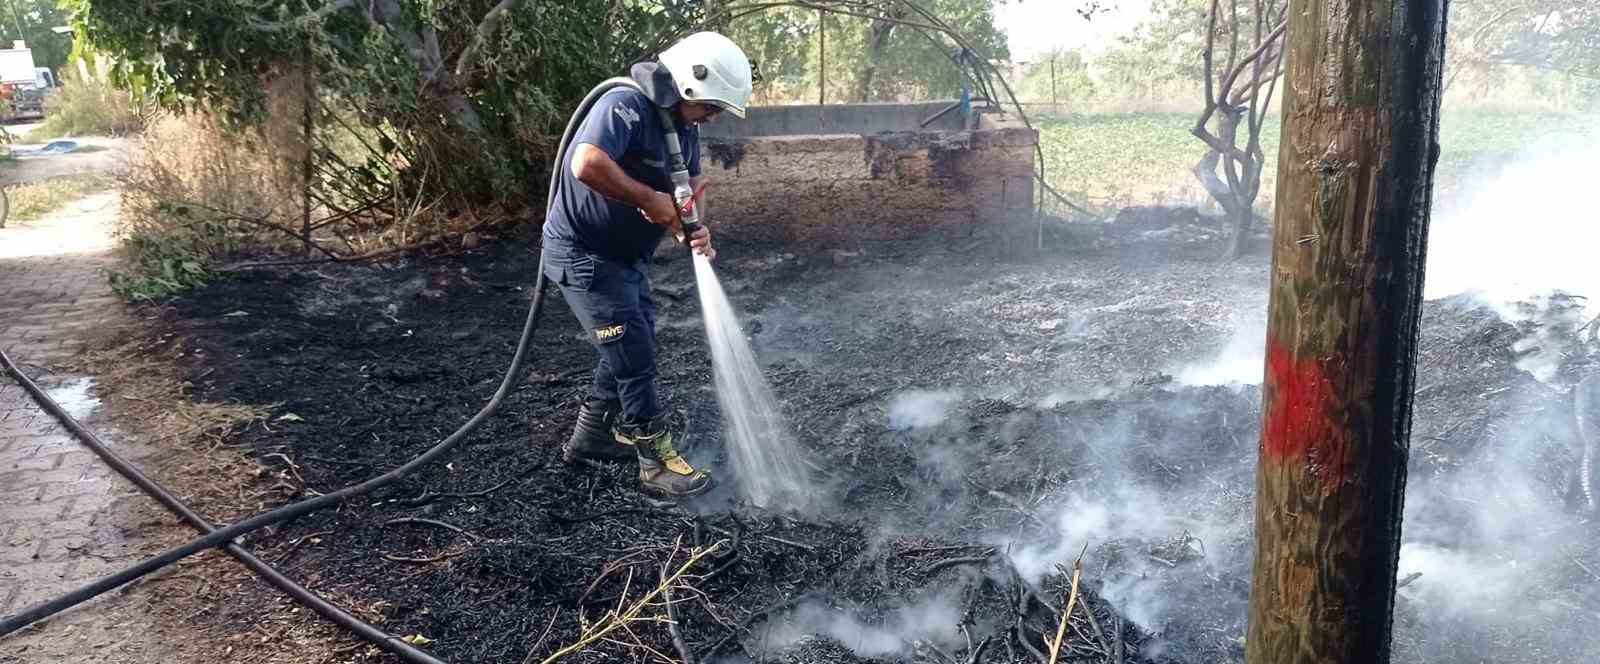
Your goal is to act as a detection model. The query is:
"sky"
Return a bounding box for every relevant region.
[994,0,1154,62]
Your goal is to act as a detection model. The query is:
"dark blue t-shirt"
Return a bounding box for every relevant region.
[544,87,701,261]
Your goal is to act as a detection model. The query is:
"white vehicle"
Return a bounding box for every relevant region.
[0,42,57,121]
[0,42,41,87]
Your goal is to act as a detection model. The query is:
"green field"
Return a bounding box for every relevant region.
[1036,110,1600,216]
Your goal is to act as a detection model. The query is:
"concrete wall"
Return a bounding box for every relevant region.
[702,100,970,137]
[698,110,1039,254]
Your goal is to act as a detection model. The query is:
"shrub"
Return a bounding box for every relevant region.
[108,111,300,301]
[27,70,144,140]
[106,218,230,302]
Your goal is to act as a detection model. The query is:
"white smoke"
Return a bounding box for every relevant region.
[750,593,966,657]
[887,389,965,430]
[1394,131,1600,658]
[1423,139,1600,320]
[1174,313,1268,387]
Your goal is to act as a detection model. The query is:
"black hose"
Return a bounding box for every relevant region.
[0,348,447,664]
[0,77,643,639]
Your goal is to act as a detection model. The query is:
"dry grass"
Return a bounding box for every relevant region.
[68,333,279,522]
[54,322,365,663]
[7,174,117,223]
[119,112,300,248]
[26,71,145,140]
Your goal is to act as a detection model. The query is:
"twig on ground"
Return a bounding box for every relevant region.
[540,539,722,664]
[898,543,992,556]
[702,522,814,553]
[275,529,334,563]
[520,608,562,664]
[1081,592,1110,655]
[918,550,996,576]
[663,560,697,664]
[1575,559,1600,584]
[302,454,380,468]
[701,519,744,584]
[966,479,1048,529]
[383,517,481,542]
[915,640,960,664]
[1045,553,1085,664]
[1014,579,1050,664]
[383,547,470,564]
[704,593,809,658]
[1112,612,1125,664]
[578,549,655,607]
[551,507,685,524]
[397,475,519,507]
[1397,571,1425,588]
[966,635,993,664]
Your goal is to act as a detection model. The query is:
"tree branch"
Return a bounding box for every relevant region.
[1201,0,1220,109]
[1225,0,1241,84]
[1217,20,1286,100]
[247,0,356,32]
[454,0,523,80]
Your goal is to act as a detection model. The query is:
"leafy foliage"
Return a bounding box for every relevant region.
[106,212,241,302]
[0,1,71,73]
[1449,0,1600,78]
[1012,49,1097,108]
[724,0,1009,103]
[1036,110,1600,216]
[62,1,683,199]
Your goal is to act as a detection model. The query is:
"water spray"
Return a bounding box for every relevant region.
[647,100,814,511]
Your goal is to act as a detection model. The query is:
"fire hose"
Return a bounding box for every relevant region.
[0,348,447,664]
[0,75,700,647]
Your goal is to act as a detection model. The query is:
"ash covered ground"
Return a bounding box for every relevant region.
[137,206,1600,664]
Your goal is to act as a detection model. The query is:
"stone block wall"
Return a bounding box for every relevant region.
[696,112,1039,255]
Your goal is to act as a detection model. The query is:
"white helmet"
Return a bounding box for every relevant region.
[659,32,753,118]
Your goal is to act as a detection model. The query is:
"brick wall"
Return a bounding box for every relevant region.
[696,113,1039,255]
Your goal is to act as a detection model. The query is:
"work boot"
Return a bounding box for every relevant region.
[616,414,713,498]
[561,398,634,463]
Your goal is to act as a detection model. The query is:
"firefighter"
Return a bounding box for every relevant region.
[540,32,752,498]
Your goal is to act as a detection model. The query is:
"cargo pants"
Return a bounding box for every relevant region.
[541,241,660,422]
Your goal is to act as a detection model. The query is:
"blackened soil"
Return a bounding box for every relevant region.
[140,213,1600,664]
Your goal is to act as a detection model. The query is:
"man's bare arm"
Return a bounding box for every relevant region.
[571,143,678,226]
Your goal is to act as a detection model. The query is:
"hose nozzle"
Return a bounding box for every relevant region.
[675,178,709,243]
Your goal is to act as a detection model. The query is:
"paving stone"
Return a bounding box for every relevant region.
[0,185,193,663]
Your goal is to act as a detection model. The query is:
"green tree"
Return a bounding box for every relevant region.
[61,0,690,204]
[0,0,72,76]
[724,0,1010,104]
[1013,49,1096,108]
[1096,0,1210,94]
[1449,0,1600,78]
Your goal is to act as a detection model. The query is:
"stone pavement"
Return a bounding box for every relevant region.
[0,192,180,662]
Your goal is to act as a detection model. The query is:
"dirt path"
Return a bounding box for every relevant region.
[0,184,182,662]
[0,128,136,187]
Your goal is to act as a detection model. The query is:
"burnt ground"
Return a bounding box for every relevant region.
[114,209,1600,664]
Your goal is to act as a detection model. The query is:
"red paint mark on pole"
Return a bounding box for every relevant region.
[1261,338,1348,490]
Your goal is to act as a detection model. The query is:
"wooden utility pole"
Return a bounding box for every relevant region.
[1050,57,1058,115]
[817,8,826,106]
[1245,0,1448,661]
